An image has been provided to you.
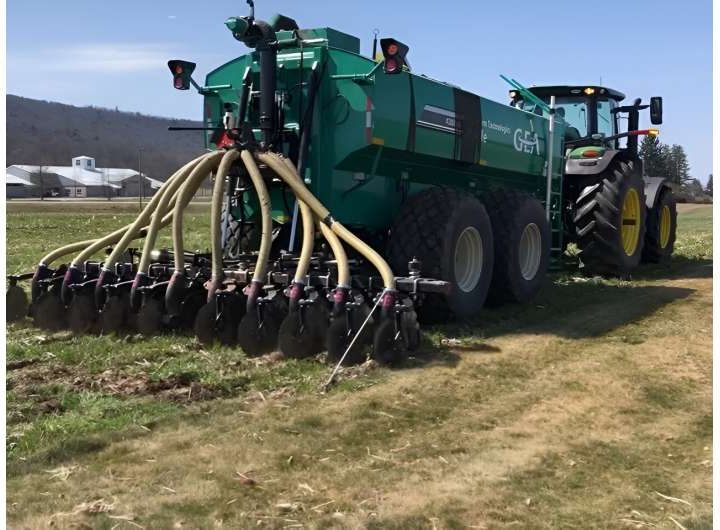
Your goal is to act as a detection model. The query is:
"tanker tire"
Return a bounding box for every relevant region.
[221,201,258,260]
[387,187,494,322]
[642,188,677,264]
[484,190,550,305]
[573,159,647,276]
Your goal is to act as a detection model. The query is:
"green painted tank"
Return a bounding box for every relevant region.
[201,24,565,231]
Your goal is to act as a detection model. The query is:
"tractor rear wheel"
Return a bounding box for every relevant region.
[642,188,677,263]
[484,190,550,305]
[573,159,647,276]
[387,187,494,322]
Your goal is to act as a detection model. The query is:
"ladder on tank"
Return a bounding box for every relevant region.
[501,75,564,268]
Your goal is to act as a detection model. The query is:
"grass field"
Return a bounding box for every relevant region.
[5,202,713,529]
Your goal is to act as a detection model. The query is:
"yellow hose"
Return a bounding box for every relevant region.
[210,149,242,282]
[65,154,206,269]
[103,153,211,271]
[279,158,315,284]
[171,151,225,273]
[318,221,350,287]
[41,184,186,267]
[240,150,273,282]
[137,155,209,274]
[257,152,395,290]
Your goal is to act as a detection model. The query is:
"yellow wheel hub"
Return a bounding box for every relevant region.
[621,188,641,256]
[659,205,671,248]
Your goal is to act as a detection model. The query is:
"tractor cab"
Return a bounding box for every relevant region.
[510,85,662,157]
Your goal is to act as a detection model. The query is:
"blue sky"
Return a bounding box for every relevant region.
[7,0,713,181]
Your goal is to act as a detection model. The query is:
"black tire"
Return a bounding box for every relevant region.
[484,190,550,305]
[387,188,494,322]
[642,188,677,264]
[221,201,259,260]
[573,159,647,276]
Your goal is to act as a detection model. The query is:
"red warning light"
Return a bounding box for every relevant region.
[387,43,398,55]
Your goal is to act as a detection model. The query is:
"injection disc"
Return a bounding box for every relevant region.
[136,298,164,336]
[100,294,128,334]
[371,318,407,365]
[237,301,284,357]
[278,303,328,359]
[6,284,29,322]
[33,292,67,331]
[68,292,99,335]
[325,304,373,366]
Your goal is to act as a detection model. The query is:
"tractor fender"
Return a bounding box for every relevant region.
[643,176,672,209]
[564,149,623,176]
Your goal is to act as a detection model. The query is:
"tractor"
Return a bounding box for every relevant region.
[510,85,675,274]
[6,2,677,365]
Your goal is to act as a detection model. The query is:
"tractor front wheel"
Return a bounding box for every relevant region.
[573,159,647,276]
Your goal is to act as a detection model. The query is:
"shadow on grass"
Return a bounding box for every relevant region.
[425,258,712,340]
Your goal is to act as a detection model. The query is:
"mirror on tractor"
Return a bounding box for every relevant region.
[650,96,663,124]
[167,60,196,90]
[380,38,410,74]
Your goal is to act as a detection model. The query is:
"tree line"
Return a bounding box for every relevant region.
[640,136,711,201]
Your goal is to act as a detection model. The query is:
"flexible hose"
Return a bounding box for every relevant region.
[210,149,242,285]
[171,151,225,273]
[137,157,208,275]
[239,150,273,282]
[104,153,210,271]
[318,221,350,288]
[280,157,315,285]
[257,151,395,290]
[41,183,184,268]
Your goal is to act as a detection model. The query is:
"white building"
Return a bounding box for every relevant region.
[6,156,163,199]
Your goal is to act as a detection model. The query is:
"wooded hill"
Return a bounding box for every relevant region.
[6,95,205,180]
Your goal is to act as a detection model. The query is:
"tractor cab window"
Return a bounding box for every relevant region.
[553,97,588,139]
[596,98,615,138]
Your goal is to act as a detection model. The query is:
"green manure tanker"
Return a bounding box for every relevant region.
[9,2,677,365]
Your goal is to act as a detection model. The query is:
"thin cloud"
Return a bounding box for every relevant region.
[9,44,177,73]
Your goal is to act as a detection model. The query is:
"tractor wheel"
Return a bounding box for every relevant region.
[222,204,259,259]
[642,188,677,264]
[573,159,647,276]
[387,188,494,322]
[484,190,550,305]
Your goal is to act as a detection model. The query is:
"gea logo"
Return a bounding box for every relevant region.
[514,129,539,154]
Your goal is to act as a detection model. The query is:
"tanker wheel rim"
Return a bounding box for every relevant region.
[621,188,641,256]
[454,226,483,293]
[659,205,671,249]
[518,222,542,281]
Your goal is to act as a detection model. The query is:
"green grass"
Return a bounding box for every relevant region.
[5,203,712,528]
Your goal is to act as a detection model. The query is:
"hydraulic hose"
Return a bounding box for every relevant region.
[208,149,242,298]
[257,152,395,291]
[164,150,225,315]
[239,150,274,310]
